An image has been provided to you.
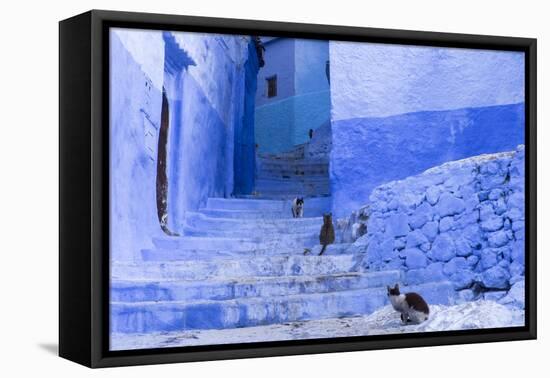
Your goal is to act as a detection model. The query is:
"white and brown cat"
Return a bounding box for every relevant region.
[291,197,304,218]
[387,284,430,324]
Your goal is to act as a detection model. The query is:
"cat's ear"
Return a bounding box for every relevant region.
[395,283,399,290]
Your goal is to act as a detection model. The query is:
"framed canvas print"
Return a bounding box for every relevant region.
[59,10,537,368]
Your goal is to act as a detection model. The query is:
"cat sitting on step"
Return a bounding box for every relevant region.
[291,197,304,218]
[387,284,430,324]
[318,213,335,255]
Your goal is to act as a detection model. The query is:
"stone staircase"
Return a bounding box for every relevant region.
[111,196,457,334]
[110,145,456,336]
[251,144,331,199]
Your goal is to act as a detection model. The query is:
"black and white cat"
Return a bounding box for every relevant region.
[292,197,304,218]
[387,284,430,324]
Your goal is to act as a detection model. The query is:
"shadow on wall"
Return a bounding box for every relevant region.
[233,38,261,196]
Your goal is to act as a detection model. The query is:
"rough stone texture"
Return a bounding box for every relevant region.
[404,248,429,269]
[499,280,525,309]
[340,146,525,304]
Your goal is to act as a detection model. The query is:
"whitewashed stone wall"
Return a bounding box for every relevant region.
[338,146,525,308]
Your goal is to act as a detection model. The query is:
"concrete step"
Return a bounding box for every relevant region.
[140,243,352,261]
[257,158,328,168]
[255,177,330,185]
[253,190,331,199]
[153,235,260,251]
[200,197,332,218]
[181,226,318,239]
[258,161,328,171]
[199,209,289,219]
[110,281,456,333]
[258,146,305,160]
[257,167,328,175]
[206,198,285,211]
[254,180,330,191]
[111,270,401,303]
[256,171,328,180]
[235,194,330,201]
[253,188,330,197]
[153,235,319,253]
[257,163,328,177]
[112,254,361,281]
[254,189,331,195]
[184,211,324,230]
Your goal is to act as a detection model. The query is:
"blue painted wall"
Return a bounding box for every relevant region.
[110,31,165,262]
[255,38,296,106]
[110,29,252,260]
[328,42,525,218]
[255,38,330,154]
[292,90,331,146]
[294,39,330,94]
[234,40,260,195]
[329,42,525,120]
[330,104,525,217]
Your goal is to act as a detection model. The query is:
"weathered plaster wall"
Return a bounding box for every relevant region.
[256,38,296,106]
[166,72,233,232]
[166,32,253,232]
[255,96,294,154]
[292,39,331,147]
[172,33,250,128]
[330,103,525,217]
[294,39,330,94]
[292,90,331,146]
[110,29,254,260]
[329,42,525,120]
[340,146,525,309]
[328,42,525,218]
[110,31,164,262]
[255,90,330,154]
[112,28,166,90]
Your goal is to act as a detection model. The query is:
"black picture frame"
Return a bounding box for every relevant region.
[59,9,537,368]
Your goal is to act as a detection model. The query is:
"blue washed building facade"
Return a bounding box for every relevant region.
[254,38,330,154]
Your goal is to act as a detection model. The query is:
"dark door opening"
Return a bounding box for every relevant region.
[156,89,178,236]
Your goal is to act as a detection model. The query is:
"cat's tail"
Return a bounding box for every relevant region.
[319,244,327,256]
